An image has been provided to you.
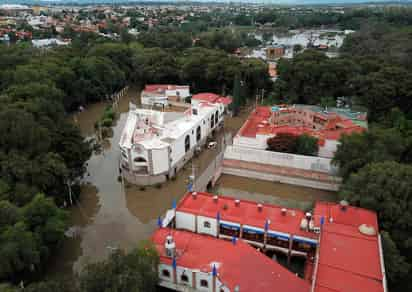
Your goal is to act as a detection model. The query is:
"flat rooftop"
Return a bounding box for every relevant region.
[313,202,385,292]
[152,228,310,292]
[177,192,317,240]
[119,102,220,150]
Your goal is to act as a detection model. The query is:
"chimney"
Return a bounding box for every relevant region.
[281,208,287,216]
[257,203,263,212]
[235,199,240,207]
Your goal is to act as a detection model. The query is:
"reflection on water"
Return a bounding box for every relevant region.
[48,88,336,280]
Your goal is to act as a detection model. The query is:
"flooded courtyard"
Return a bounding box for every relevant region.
[47,87,337,279]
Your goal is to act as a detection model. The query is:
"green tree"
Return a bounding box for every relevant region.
[333,128,407,180]
[340,161,412,289]
[79,241,159,292]
[381,231,410,284]
[295,134,319,156]
[232,74,242,116]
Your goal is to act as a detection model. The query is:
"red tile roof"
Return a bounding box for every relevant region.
[192,93,232,105]
[313,202,385,292]
[177,192,317,239]
[152,228,310,292]
[238,106,366,142]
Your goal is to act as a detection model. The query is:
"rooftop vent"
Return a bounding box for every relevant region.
[213,195,218,203]
[340,200,349,211]
[235,199,240,207]
[300,218,308,230]
[305,212,312,221]
[281,208,287,216]
[192,192,197,199]
[257,203,263,212]
[359,224,376,236]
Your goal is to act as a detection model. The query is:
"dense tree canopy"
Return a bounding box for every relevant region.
[79,242,159,292]
[340,162,412,288]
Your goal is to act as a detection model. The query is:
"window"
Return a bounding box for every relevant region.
[196,126,201,142]
[162,270,170,278]
[203,221,211,228]
[215,111,219,125]
[200,279,208,288]
[211,114,215,128]
[185,135,190,153]
[133,157,146,163]
[181,274,189,282]
[242,229,264,243]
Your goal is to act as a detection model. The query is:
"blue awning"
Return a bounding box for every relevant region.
[293,235,318,246]
[267,230,290,240]
[220,221,240,230]
[242,225,264,235]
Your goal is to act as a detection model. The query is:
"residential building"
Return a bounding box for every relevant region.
[119,101,224,185]
[141,84,190,107]
[191,93,232,113]
[266,45,285,59]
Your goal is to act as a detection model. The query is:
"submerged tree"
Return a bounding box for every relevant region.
[79,241,159,292]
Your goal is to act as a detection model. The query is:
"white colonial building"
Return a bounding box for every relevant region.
[141,84,190,107]
[119,101,224,185]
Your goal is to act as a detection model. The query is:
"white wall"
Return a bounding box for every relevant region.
[141,94,168,106]
[216,278,230,292]
[166,88,190,99]
[151,147,170,175]
[170,135,186,166]
[176,266,193,287]
[176,211,196,232]
[318,139,339,158]
[195,271,213,292]
[224,145,338,175]
[197,216,217,237]
[159,263,174,282]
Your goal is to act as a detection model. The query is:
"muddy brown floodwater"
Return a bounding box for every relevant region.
[47,87,337,279]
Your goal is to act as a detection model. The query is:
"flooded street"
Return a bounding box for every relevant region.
[47,87,337,279]
[214,175,336,211]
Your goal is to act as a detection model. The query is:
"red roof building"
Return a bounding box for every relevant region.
[234,105,367,158]
[154,192,387,292]
[152,228,310,292]
[192,93,232,106]
[312,202,386,292]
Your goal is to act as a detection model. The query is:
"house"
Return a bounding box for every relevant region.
[191,93,232,113]
[266,45,285,60]
[234,105,367,158]
[141,84,190,107]
[154,192,387,292]
[119,101,224,185]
